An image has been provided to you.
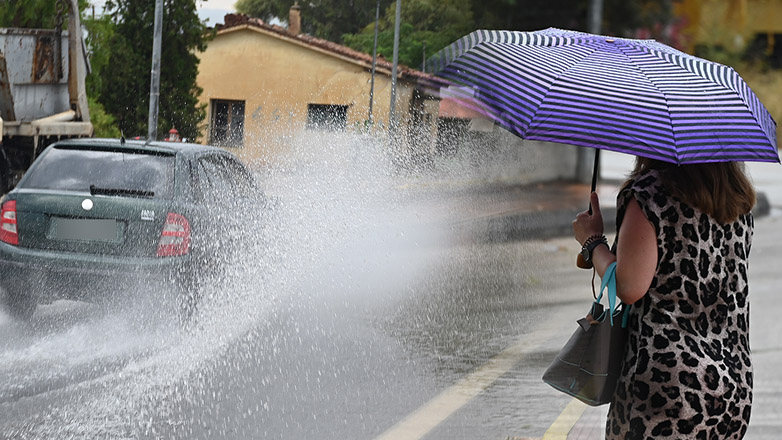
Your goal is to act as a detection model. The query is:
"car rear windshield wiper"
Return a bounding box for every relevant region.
[89,185,155,198]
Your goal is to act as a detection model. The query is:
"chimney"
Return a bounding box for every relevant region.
[288,2,301,36]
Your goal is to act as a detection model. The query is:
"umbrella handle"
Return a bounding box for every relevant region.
[588,149,600,213]
[576,149,600,269]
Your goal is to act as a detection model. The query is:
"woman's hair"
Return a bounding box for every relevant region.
[625,157,756,224]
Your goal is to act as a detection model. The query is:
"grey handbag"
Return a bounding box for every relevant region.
[542,262,630,406]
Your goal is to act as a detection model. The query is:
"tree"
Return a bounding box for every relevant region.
[98,0,208,141]
[342,0,473,68]
[234,0,675,67]
[470,0,676,42]
[83,13,122,138]
[0,0,86,28]
[83,13,115,105]
[236,0,394,44]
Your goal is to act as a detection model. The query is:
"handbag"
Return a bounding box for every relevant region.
[542,262,630,406]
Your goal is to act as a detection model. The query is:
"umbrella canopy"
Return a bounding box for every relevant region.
[426,28,780,165]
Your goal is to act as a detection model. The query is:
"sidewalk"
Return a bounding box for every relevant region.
[436,150,776,244]
[406,149,780,439]
[448,180,620,242]
[399,179,622,245]
[535,214,782,440]
[449,152,779,440]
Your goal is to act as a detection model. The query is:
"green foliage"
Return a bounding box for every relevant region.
[471,0,589,33]
[342,0,473,69]
[97,0,208,141]
[603,0,676,42]
[0,0,60,28]
[229,0,682,69]
[469,0,675,39]
[83,13,115,100]
[87,96,121,138]
[0,0,89,28]
[693,45,744,69]
[236,0,395,44]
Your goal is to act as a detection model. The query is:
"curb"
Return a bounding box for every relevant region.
[481,207,618,242]
[755,191,771,217]
[452,207,618,243]
[459,191,770,243]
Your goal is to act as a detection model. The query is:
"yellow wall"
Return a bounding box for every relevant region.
[197,25,425,165]
[675,0,782,53]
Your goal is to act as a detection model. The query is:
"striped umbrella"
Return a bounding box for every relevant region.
[426,28,780,166]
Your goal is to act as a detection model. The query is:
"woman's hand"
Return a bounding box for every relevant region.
[573,192,604,245]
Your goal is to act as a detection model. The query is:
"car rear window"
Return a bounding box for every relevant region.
[22,146,176,199]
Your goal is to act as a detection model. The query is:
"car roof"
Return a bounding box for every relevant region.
[49,138,228,158]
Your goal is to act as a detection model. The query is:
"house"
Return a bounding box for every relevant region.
[196,8,441,166]
[674,0,782,62]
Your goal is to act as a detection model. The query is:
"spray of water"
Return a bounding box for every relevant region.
[0,130,475,438]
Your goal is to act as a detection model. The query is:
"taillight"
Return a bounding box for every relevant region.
[157,212,190,257]
[0,200,18,245]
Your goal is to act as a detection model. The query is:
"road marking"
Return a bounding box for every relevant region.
[542,399,587,440]
[373,318,563,440]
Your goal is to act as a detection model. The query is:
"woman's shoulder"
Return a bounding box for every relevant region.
[616,169,672,233]
[620,169,666,203]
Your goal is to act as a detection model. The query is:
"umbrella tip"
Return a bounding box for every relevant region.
[606,38,615,43]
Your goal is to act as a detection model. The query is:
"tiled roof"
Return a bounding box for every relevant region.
[215,13,439,83]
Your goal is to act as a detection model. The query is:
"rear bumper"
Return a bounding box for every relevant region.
[0,242,193,302]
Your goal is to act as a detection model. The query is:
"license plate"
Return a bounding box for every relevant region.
[50,218,119,242]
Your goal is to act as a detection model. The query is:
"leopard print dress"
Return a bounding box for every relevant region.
[606,169,754,439]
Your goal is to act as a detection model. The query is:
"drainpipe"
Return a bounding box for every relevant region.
[368,0,380,125]
[388,0,401,137]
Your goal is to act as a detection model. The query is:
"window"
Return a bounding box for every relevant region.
[23,146,175,199]
[306,104,348,131]
[193,154,256,202]
[210,100,245,147]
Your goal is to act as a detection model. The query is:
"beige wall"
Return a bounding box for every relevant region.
[197,26,425,166]
[675,0,782,53]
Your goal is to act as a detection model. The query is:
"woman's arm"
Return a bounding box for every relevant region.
[573,192,656,304]
[613,197,656,304]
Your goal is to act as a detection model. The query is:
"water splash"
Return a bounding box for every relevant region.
[0,131,460,438]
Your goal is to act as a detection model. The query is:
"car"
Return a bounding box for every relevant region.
[0,138,263,321]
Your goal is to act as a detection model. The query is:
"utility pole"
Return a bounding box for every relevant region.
[575,0,603,183]
[368,0,380,125]
[147,0,163,141]
[589,0,603,34]
[388,0,401,136]
[422,41,426,73]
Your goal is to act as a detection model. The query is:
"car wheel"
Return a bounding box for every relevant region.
[3,288,36,321]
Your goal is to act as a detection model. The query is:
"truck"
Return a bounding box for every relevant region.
[0,0,92,194]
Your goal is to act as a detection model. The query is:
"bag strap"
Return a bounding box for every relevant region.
[599,262,616,325]
[598,262,631,328]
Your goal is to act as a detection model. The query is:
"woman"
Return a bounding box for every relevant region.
[572,157,755,439]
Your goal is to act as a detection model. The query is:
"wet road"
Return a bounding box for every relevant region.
[5,138,776,439]
[0,136,780,439]
[0,186,591,439]
[160,237,585,439]
[2,181,781,439]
